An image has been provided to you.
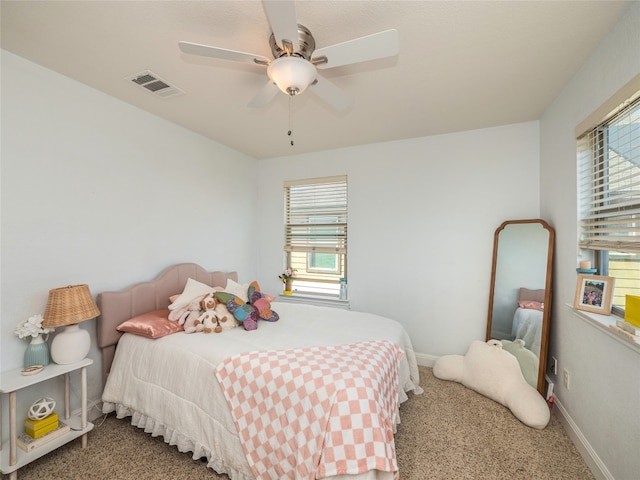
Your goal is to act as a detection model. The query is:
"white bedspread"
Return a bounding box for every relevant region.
[102,302,422,480]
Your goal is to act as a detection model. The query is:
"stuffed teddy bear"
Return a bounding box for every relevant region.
[213,294,240,331]
[198,292,238,333]
[432,339,550,429]
[168,297,204,334]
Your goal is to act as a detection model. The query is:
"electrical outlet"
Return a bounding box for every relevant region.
[550,357,558,375]
[562,368,570,389]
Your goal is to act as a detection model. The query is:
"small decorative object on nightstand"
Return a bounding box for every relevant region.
[27,397,56,421]
[14,314,54,369]
[42,284,100,365]
[23,335,50,369]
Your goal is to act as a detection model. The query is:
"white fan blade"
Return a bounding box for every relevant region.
[248,81,280,108]
[309,76,352,111]
[312,29,399,69]
[179,41,270,65]
[263,0,299,51]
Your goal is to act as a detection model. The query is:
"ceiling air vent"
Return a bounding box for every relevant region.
[126,70,184,98]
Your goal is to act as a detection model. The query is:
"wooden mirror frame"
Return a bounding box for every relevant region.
[486,219,555,395]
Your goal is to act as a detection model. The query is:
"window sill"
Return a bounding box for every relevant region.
[277,293,351,310]
[567,303,640,354]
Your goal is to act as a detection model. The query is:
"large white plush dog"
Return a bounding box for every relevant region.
[433,339,550,429]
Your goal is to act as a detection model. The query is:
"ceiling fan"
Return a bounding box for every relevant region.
[178,0,399,111]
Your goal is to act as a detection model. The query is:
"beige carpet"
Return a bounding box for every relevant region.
[7,367,594,479]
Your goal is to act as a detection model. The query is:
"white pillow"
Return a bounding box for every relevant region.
[168,278,214,310]
[224,278,249,302]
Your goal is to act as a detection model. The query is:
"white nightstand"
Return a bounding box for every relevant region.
[0,358,94,479]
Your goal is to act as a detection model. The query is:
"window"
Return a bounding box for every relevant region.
[284,176,347,296]
[577,91,640,315]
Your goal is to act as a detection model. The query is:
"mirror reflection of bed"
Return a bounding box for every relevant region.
[511,288,545,358]
[486,219,554,394]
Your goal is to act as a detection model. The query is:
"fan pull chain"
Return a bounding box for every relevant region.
[288,94,294,147]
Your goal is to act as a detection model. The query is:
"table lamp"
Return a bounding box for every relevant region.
[42,284,100,365]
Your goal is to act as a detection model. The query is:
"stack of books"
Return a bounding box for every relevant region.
[25,412,59,438]
[18,413,70,452]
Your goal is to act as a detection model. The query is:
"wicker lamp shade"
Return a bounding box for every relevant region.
[42,284,100,328]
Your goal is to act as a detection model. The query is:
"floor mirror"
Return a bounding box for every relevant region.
[486,219,554,395]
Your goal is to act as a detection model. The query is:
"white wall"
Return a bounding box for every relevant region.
[257,122,541,358]
[540,2,640,479]
[7,7,637,475]
[1,51,258,420]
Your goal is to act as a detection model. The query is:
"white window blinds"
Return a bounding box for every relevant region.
[284,176,347,255]
[577,95,640,253]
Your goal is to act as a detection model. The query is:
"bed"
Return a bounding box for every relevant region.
[511,306,543,356]
[98,263,422,480]
[512,287,545,357]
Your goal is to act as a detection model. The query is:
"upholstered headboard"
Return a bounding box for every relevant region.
[518,288,545,304]
[97,263,237,384]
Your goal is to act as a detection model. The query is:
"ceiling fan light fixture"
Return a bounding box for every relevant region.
[267,56,317,96]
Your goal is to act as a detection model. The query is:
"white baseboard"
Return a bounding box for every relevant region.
[419,353,610,480]
[414,352,438,367]
[550,397,613,480]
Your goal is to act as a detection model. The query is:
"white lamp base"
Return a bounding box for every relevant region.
[50,324,90,364]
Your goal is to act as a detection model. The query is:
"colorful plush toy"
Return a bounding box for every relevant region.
[214,281,278,331]
[168,298,204,334]
[432,339,550,429]
[248,281,279,322]
[198,292,238,333]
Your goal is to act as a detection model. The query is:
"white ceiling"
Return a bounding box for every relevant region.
[1,1,630,159]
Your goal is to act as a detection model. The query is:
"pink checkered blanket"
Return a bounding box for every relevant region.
[215,339,403,480]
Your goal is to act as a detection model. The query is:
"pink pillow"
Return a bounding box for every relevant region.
[518,301,544,311]
[117,309,183,338]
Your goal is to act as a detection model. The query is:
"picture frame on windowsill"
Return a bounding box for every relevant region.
[573,274,615,314]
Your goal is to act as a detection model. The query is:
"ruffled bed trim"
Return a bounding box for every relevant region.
[102,402,253,480]
[102,377,422,479]
[400,379,424,404]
